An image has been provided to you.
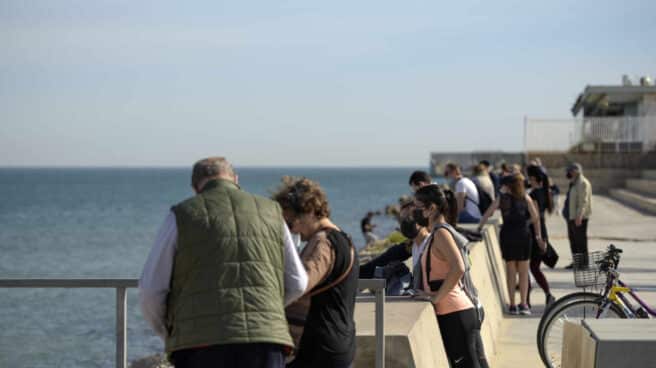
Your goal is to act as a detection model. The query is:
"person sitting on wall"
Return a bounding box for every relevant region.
[444,163,482,224]
[409,170,432,193]
[359,200,431,295]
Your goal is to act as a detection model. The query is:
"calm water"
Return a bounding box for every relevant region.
[0,167,422,367]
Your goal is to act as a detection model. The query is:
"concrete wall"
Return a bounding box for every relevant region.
[354,220,508,367]
[547,168,642,195]
[638,93,656,116]
[562,320,656,368]
[528,151,656,170]
[430,152,526,175]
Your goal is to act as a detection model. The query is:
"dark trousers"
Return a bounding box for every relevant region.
[436,308,489,368]
[567,219,589,264]
[171,343,285,368]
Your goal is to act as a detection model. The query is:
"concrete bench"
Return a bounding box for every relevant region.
[562,319,656,368]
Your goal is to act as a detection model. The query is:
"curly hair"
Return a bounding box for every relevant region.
[272,176,331,218]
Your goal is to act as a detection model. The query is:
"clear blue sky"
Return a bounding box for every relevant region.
[1,1,654,167]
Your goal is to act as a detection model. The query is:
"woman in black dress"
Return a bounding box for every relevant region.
[478,173,544,315]
[527,165,555,307]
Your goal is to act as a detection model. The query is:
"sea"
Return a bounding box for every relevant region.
[0,167,425,368]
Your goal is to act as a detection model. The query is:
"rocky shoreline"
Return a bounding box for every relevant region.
[129,355,172,368]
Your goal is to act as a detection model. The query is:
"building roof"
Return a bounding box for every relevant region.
[571,85,656,116]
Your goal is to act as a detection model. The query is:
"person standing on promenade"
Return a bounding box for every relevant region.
[472,163,496,202]
[478,174,544,315]
[526,165,555,307]
[409,170,432,192]
[413,185,489,368]
[138,157,308,368]
[444,163,482,223]
[562,163,592,269]
[272,177,359,368]
[479,160,500,196]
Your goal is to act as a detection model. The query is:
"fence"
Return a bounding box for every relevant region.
[524,116,656,153]
[0,278,387,368]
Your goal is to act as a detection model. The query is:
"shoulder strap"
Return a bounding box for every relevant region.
[308,229,355,297]
[462,179,480,206]
[423,223,470,283]
[423,223,447,282]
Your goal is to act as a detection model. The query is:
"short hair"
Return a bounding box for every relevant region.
[191,157,234,188]
[408,170,432,186]
[567,162,583,174]
[479,160,491,168]
[473,163,486,175]
[272,176,331,218]
[445,162,461,175]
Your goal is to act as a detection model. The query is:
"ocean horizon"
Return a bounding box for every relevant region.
[0,167,423,367]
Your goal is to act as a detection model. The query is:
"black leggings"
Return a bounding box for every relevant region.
[437,308,489,368]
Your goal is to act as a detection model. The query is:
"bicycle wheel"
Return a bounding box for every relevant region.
[538,297,625,368]
[536,292,600,354]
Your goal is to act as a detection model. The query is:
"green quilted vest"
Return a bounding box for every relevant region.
[165,179,293,353]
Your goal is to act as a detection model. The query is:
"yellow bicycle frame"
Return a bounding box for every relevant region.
[607,286,631,303]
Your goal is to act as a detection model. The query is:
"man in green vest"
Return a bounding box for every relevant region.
[139,157,308,368]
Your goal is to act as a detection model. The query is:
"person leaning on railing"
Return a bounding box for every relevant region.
[138,157,308,368]
[414,185,489,368]
[272,176,359,368]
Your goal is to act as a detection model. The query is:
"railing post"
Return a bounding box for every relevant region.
[375,287,385,368]
[116,287,127,368]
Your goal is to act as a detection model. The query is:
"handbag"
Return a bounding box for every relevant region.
[542,241,559,268]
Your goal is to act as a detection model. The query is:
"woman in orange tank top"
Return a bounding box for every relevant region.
[414,184,488,368]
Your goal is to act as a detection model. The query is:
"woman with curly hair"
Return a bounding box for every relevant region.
[272,177,358,368]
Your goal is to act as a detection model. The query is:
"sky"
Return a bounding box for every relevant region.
[1,1,655,167]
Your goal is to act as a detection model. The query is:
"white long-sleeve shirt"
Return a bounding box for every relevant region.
[138,211,309,340]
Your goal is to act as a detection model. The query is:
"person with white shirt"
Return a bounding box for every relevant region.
[138,157,308,368]
[444,163,482,224]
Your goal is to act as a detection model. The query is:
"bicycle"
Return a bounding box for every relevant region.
[535,246,623,350]
[537,244,656,368]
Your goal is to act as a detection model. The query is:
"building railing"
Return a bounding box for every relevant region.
[524,116,656,153]
[0,278,386,368]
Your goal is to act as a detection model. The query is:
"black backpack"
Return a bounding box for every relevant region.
[465,180,493,215]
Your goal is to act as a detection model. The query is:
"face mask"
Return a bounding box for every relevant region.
[291,232,304,252]
[400,218,420,239]
[413,208,429,227]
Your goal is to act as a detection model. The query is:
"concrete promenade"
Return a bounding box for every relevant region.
[492,195,656,367]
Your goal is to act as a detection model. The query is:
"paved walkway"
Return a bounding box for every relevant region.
[492,195,656,367]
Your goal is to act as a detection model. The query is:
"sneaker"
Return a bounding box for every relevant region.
[508,305,518,315]
[519,304,531,315]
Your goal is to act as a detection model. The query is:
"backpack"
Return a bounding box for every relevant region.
[459,178,492,215]
[469,181,493,215]
[423,223,485,324]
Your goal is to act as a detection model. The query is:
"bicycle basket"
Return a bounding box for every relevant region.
[572,251,605,288]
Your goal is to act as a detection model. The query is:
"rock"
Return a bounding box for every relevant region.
[129,354,172,368]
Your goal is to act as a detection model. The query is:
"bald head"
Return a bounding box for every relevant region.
[191,157,237,192]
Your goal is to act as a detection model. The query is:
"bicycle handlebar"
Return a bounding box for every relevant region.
[598,244,623,272]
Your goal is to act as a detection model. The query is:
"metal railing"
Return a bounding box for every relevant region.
[0,278,386,368]
[524,116,656,153]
